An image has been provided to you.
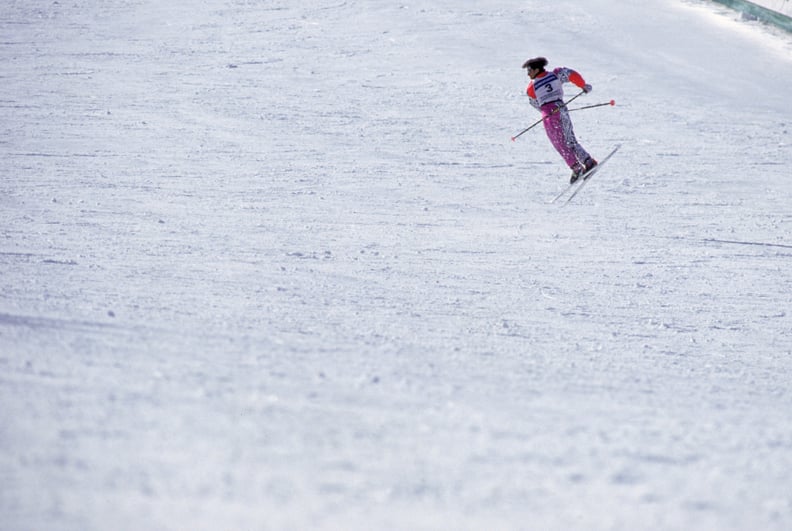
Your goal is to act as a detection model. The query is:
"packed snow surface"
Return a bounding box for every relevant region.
[2,0,792,529]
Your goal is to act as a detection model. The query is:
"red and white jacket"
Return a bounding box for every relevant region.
[527,67,587,109]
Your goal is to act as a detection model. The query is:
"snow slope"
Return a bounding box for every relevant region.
[2,0,792,529]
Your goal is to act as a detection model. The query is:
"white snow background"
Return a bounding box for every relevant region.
[2,0,792,529]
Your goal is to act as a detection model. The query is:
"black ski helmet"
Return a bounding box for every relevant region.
[522,57,548,71]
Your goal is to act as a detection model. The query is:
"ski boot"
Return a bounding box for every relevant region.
[569,163,584,184]
[569,157,598,184]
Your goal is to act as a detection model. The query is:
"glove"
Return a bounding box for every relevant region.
[583,84,593,94]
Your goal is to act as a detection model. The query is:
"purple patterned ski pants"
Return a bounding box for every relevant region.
[541,101,591,168]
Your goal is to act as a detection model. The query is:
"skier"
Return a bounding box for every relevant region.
[523,57,597,183]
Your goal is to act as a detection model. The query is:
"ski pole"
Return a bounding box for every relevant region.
[567,99,616,113]
[511,90,585,142]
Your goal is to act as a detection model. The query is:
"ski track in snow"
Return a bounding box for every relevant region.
[1,0,792,529]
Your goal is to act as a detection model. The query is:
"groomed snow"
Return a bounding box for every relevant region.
[2,0,792,529]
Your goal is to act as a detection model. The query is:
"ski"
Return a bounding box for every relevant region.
[549,144,621,204]
[550,178,579,203]
[564,144,621,204]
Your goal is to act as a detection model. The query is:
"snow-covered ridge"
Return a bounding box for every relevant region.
[713,0,792,29]
[750,0,792,16]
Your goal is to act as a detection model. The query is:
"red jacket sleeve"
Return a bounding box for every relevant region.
[567,70,586,89]
[527,83,535,98]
